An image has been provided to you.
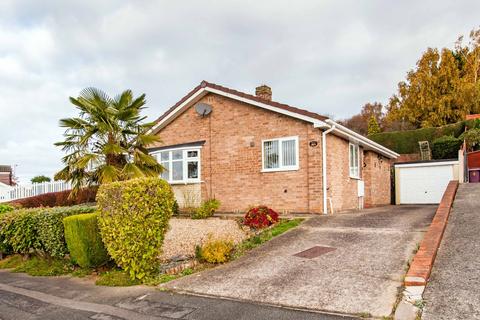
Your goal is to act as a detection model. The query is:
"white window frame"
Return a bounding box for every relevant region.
[261,136,299,172]
[152,147,201,184]
[349,142,360,179]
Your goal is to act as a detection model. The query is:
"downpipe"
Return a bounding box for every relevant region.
[322,125,335,214]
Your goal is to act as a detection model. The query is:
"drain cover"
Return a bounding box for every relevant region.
[294,246,336,259]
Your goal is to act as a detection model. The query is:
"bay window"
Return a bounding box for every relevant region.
[262,136,299,172]
[156,148,200,183]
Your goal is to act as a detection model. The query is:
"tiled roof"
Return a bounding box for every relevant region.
[153,81,328,127]
[0,165,12,173]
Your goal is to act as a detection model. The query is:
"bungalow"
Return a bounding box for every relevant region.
[148,81,398,214]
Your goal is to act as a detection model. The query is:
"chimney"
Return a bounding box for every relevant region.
[255,85,272,101]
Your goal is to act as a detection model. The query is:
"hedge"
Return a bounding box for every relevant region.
[97,178,175,280]
[9,186,97,209]
[369,121,467,154]
[63,213,109,268]
[37,206,97,257]
[432,135,463,159]
[0,205,96,256]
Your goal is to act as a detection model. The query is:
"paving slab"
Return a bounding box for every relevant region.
[423,184,480,320]
[165,205,435,317]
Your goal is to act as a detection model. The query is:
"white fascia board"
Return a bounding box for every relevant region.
[148,88,208,134]
[325,119,399,159]
[205,87,329,127]
[394,160,458,168]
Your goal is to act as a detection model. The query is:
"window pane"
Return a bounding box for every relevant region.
[264,140,279,169]
[172,161,183,181]
[188,161,198,179]
[282,139,296,166]
[187,150,198,158]
[172,150,183,160]
[160,151,169,161]
[160,161,169,180]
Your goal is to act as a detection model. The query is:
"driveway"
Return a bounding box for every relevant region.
[165,205,436,317]
[0,271,352,320]
[423,184,480,320]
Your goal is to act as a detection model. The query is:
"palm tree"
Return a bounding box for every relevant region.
[54,87,163,191]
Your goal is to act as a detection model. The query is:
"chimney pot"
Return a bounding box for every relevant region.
[255,85,272,101]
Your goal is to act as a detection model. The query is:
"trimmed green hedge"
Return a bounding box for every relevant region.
[432,136,463,159]
[0,205,96,256]
[63,213,109,268]
[37,206,96,257]
[369,121,467,154]
[97,178,175,280]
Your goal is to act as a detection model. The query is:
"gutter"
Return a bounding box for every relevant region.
[324,119,399,159]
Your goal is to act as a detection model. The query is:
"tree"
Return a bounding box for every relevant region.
[340,102,384,135]
[367,115,381,135]
[385,28,480,129]
[54,88,164,191]
[31,175,51,184]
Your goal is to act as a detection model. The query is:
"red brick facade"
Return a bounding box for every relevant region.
[152,92,392,214]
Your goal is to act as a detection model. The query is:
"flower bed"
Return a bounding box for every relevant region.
[160,218,248,261]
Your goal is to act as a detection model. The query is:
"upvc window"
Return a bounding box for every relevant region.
[156,148,200,183]
[349,143,360,178]
[262,136,299,172]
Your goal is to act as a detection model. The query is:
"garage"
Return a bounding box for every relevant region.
[395,160,459,204]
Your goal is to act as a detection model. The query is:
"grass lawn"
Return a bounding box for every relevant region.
[0,218,304,287]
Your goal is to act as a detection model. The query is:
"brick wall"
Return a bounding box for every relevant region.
[0,172,12,186]
[152,93,391,213]
[325,135,362,212]
[152,93,324,213]
[363,151,392,207]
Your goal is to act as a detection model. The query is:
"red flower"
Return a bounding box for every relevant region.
[244,205,279,229]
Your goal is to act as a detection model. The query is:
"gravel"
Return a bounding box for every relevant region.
[160,218,249,261]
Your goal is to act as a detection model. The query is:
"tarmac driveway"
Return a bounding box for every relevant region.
[165,205,436,317]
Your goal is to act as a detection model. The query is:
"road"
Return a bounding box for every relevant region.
[0,271,354,320]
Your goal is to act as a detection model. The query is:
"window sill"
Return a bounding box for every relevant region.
[261,167,299,173]
[349,176,362,180]
[167,180,202,185]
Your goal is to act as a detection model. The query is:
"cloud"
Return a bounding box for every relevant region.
[1,0,480,181]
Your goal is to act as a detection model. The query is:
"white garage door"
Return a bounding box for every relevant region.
[398,164,454,204]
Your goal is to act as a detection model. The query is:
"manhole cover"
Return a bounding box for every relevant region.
[293,246,336,259]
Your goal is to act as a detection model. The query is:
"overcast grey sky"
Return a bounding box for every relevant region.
[1,0,479,183]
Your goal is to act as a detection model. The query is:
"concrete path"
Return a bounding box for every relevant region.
[0,271,352,320]
[423,184,480,320]
[165,205,436,317]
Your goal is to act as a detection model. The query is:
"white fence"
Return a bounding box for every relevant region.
[0,181,72,203]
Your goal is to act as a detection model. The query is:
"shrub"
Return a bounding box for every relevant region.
[37,205,96,258]
[0,204,14,215]
[0,205,96,257]
[244,206,279,229]
[63,213,109,268]
[198,237,233,263]
[96,178,175,280]
[369,120,467,154]
[431,135,463,159]
[460,128,480,151]
[10,186,97,208]
[191,199,221,219]
[172,200,180,216]
[0,209,42,254]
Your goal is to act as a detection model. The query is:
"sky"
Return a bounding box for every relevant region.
[1,0,480,183]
